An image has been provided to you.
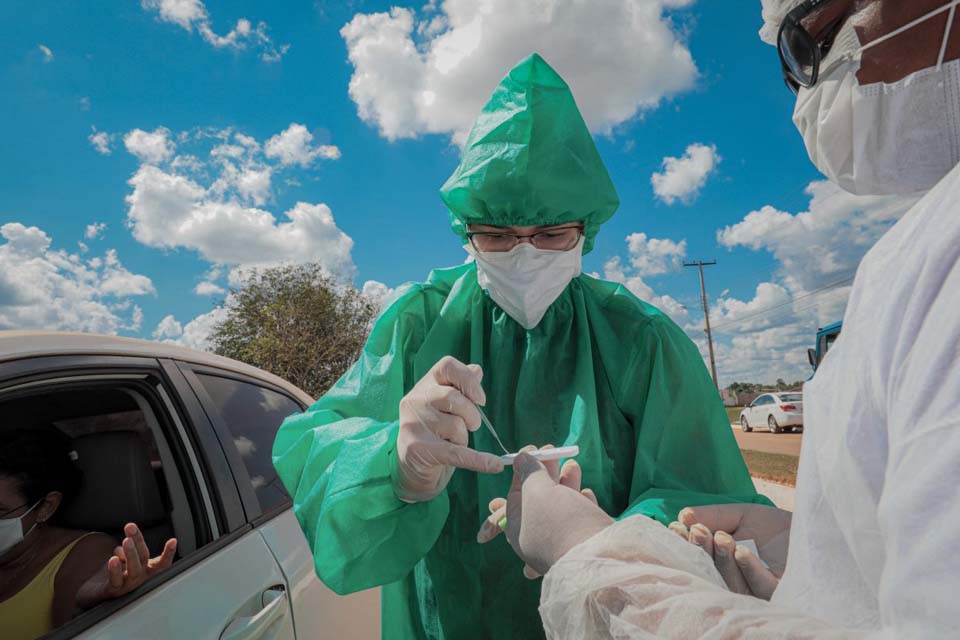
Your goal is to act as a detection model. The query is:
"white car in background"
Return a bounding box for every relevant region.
[0,331,379,640]
[739,392,804,434]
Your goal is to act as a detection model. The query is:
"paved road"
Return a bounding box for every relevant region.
[732,425,803,456]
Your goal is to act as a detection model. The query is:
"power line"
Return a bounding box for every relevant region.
[710,272,856,332]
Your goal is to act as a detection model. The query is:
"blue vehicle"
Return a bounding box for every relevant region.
[808,321,842,373]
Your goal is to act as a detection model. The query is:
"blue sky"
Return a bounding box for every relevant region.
[0,1,914,384]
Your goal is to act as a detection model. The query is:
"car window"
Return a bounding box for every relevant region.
[0,379,210,637]
[194,374,301,514]
[754,395,769,405]
[781,393,802,402]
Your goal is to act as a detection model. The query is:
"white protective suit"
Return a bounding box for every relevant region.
[538,162,960,639]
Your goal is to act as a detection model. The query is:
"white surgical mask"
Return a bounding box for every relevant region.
[0,500,42,556]
[793,1,960,195]
[465,237,584,330]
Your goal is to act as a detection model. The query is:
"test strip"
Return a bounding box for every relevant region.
[499,445,580,465]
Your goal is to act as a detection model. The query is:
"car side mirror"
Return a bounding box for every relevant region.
[807,348,816,368]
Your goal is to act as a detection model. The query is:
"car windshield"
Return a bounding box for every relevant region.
[780,393,802,402]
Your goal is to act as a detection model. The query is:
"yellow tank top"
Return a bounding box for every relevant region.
[0,533,93,640]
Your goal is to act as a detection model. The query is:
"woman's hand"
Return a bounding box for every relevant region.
[76,523,177,609]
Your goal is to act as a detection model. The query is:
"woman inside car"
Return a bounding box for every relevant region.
[0,428,177,640]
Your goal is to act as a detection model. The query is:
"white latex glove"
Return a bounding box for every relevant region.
[477,445,599,579]
[668,503,792,600]
[396,356,505,502]
[504,452,613,576]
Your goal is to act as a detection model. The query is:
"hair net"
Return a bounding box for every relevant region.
[439,53,620,254]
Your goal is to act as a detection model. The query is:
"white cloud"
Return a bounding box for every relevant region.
[79,97,91,111]
[602,255,688,326]
[180,305,228,350]
[264,124,341,167]
[624,232,687,276]
[151,303,228,351]
[340,1,698,143]
[38,44,53,62]
[89,129,113,155]
[119,124,355,281]
[127,166,355,278]
[124,127,176,164]
[651,143,719,205]
[361,280,393,309]
[85,222,106,240]
[0,223,153,334]
[153,314,183,339]
[699,180,918,385]
[717,180,916,294]
[142,0,288,62]
[194,281,226,296]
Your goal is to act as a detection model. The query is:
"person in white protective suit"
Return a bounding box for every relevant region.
[500,0,960,637]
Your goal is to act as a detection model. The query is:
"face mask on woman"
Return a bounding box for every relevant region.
[792,1,960,195]
[0,499,42,555]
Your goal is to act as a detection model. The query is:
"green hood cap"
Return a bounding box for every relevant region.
[440,53,620,254]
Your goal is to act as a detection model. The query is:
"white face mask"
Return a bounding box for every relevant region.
[793,1,960,195]
[0,500,42,556]
[465,237,584,330]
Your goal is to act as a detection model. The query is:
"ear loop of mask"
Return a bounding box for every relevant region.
[855,0,959,63]
[935,0,959,70]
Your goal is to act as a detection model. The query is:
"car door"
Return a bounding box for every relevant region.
[180,363,380,639]
[750,395,769,422]
[0,355,299,640]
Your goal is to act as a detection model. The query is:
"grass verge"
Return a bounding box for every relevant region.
[741,449,798,487]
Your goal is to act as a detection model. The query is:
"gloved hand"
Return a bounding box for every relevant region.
[668,503,792,600]
[504,452,613,576]
[477,445,598,579]
[396,356,505,503]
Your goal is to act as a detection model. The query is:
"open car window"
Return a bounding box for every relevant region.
[0,375,218,639]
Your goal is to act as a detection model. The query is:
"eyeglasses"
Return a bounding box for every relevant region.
[778,0,846,95]
[466,225,584,253]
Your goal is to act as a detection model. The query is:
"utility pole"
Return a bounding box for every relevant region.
[684,260,719,390]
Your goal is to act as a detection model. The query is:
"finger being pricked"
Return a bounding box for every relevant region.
[477,502,507,543]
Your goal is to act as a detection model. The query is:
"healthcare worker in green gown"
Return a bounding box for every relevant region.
[272,53,769,640]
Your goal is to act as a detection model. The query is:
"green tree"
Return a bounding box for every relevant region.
[210,263,377,398]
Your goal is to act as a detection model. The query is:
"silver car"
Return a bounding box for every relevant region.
[0,331,379,640]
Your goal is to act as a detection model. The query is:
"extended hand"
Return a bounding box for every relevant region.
[78,523,177,607]
[477,445,598,579]
[504,452,613,576]
[668,503,791,599]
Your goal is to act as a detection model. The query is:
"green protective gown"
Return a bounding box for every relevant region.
[273,53,770,640]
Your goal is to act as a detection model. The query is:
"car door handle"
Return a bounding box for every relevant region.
[220,586,288,640]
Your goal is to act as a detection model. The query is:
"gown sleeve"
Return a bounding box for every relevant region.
[271,285,450,595]
[538,516,860,639]
[617,314,773,523]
